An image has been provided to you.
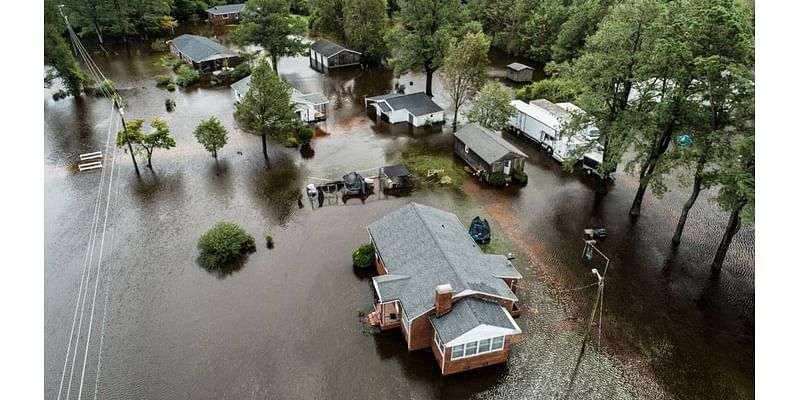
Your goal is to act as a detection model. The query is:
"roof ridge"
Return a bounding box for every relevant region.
[411,203,471,292]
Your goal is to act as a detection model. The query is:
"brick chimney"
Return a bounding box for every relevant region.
[435,284,454,317]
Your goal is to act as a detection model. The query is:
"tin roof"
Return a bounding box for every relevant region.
[170,34,239,63]
[454,123,527,163]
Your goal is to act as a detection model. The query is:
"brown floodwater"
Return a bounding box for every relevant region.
[45,24,752,400]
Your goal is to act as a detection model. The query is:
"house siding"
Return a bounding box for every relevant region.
[408,314,434,351]
[411,111,444,127]
[441,334,512,375]
[454,138,492,173]
[507,68,533,83]
[208,12,242,25]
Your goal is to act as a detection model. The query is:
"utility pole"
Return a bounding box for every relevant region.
[580,268,604,356]
[114,96,140,176]
[579,239,610,356]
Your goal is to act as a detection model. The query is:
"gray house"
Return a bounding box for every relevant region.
[454,123,527,180]
[309,39,362,73]
[506,63,534,83]
[169,34,240,74]
[364,92,444,127]
[366,203,522,375]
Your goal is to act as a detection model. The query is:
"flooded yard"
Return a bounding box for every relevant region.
[45,24,753,399]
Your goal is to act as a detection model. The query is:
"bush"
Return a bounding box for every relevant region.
[230,62,251,81]
[352,243,375,268]
[155,74,173,86]
[513,169,528,185]
[166,83,176,92]
[286,137,298,147]
[266,235,274,249]
[516,78,583,104]
[487,171,507,187]
[176,64,199,87]
[197,222,256,269]
[100,79,116,94]
[150,39,168,52]
[165,98,176,112]
[296,126,313,145]
[52,89,68,101]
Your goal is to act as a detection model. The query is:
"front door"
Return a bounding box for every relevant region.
[503,160,511,175]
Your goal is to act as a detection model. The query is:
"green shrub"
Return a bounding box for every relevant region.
[166,83,176,92]
[487,171,506,187]
[176,64,199,87]
[150,39,168,52]
[513,169,528,184]
[230,62,251,81]
[352,243,375,268]
[516,78,583,104]
[266,234,274,248]
[197,222,256,269]
[159,55,186,72]
[297,126,313,144]
[155,74,173,86]
[286,137,298,147]
[52,89,68,101]
[100,79,116,94]
[165,98,175,112]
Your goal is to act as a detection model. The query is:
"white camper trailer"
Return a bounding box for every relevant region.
[509,99,593,162]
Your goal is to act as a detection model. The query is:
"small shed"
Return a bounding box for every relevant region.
[206,4,246,25]
[309,39,362,73]
[364,92,444,127]
[381,164,412,190]
[506,63,534,83]
[169,34,240,74]
[454,123,527,179]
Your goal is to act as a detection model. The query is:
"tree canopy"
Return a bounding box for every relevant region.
[116,117,176,168]
[384,0,465,96]
[45,0,85,97]
[235,61,299,163]
[194,117,229,160]
[232,0,306,75]
[440,31,490,131]
[466,80,515,131]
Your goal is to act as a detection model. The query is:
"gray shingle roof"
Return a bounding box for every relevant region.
[507,62,533,72]
[206,4,246,15]
[310,39,361,58]
[171,34,239,63]
[430,297,516,343]
[454,123,527,163]
[365,93,404,102]
[369,203,520,319]
[384,92,443,116]
[231,75,251,96]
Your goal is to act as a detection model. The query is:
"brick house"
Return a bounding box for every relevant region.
[366,203,523,375]
[206,4,246,25]
[168,34,241,74]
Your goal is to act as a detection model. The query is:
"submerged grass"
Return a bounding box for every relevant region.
[399,139,468,192]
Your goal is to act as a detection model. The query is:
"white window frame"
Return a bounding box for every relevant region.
[464,145,470,154]
[450,335,506,360]
[401,308,410,332]
[434,331,445,355]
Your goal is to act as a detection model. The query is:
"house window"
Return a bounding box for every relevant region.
[434,331,445,355]
[222,13,229,19]
[451,336,507,360]
[465,342,478,357]
[452,344,464,358]
[491,336,504,350]
[401,308,410,331]
[464,145,470,154]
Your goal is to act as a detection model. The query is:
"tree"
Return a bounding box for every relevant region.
[235,61,299,164]
[116,118,176,169]
[342,0,388,64]
[232,0,306,75]
[309,0,345,39]
[565,0,665,194]
[384,0,465,96]
[516,78,583,104]
[194,117,229,160]
[65,0,114,45]
[466,80,515,131]
[551,0,613,64]
[441,31,489,130]
[710,122,753,271]
[669,0,753,245]
[45,0,85,97]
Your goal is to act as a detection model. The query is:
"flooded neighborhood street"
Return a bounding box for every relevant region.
[44,24,753,400]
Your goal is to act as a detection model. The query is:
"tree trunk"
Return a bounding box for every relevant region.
[126,140,140,175]
[212,148,217,159]
[672,155,708,245]
[146,149,153,168]
[629,182,648,216]
[94,23,104,45]
[452,105,459,131]
[261,134,270,164]
[425,64,434,97]
[711,201,745,271]
[271,54,279,75]
[595,136,612,195]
